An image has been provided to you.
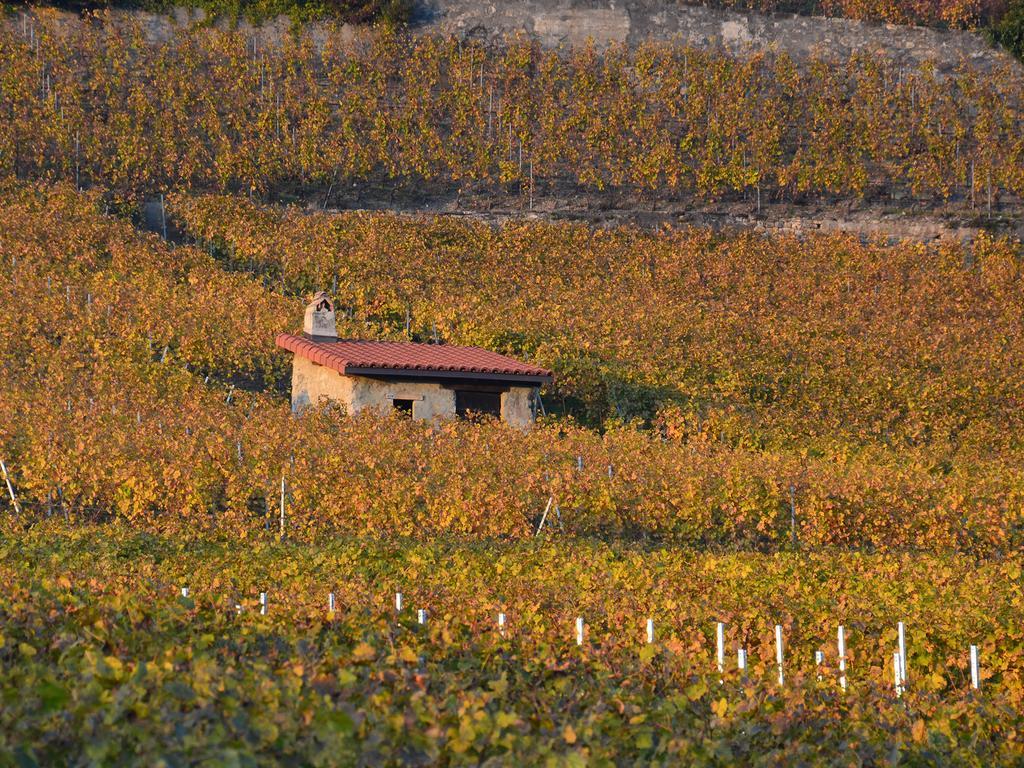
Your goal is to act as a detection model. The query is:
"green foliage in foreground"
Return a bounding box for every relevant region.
[1,526,1023,765]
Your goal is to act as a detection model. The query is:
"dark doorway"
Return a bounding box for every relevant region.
[455,390,501,420]
[392,398,413,416]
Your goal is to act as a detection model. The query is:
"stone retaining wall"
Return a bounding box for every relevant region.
[418,0,1016,72]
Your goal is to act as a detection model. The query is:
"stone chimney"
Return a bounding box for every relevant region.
[303,291,337,342]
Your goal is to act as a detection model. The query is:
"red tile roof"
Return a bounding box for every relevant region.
[276,334,553,383]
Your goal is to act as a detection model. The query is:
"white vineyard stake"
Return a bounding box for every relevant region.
[815,650,824,681]
[970,645,980,691]
[576,616,584,646]
[328,592,336,612]
[837,626,847,692]
[737,649,747,673]
[417,609,427,625]
[716,622,725,674]
[893,652,904,697]
[395,592,403,612]
[775,624,785,686]
[181,587,189,598]
[535,496,553,535]
[646,618,654,645]
[259,592,267,615]
[498,612,507,636]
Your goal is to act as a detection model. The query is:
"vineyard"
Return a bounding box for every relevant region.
[1,183,1023,552]
[3,7,1024,757]
[2,526,1023,763]
[1,15,1023,211]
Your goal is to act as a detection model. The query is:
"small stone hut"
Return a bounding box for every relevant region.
[276,293,553,429]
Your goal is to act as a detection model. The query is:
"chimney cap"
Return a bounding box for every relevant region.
[303,291,337,341]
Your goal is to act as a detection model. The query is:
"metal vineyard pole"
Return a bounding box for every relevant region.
[160,194,167,240]
[789,484,797,548]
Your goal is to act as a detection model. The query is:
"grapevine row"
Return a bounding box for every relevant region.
[2,184,1024,552]
[1,15,1022,204]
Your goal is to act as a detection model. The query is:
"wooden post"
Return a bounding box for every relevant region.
[279,477,286,537]
[0,459,21,515]
[535,496,553,535]
[789,484,797,548]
